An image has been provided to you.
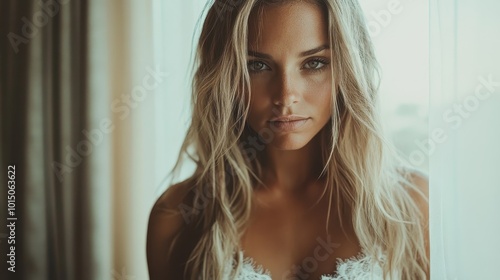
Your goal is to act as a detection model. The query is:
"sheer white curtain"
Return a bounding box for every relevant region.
[361,0,429,171]
[430,0,500,279]
[151,0,207,196]
[106,0,207,278]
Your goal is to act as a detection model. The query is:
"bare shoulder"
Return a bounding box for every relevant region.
[146,178,195,280]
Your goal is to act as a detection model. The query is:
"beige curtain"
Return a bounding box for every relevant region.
[1,0,157,279]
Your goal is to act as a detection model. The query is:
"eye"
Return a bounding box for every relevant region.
[303,58,329,70]
[247,60,270,72]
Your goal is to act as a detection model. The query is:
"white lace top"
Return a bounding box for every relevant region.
[230,250,388,280]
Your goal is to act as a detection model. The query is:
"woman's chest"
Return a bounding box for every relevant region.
[239,194,362,279]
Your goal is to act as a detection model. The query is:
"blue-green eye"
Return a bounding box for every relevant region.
[303,59,329,70]
[248,60,270,72]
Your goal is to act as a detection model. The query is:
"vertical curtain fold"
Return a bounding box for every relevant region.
[429,0,459,278]
[87,0,113,279]
[1,1,34,280]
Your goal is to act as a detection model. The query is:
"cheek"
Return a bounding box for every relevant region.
[304,79,333,114]
[248,80,272,111]
[249,93,268,116]
[247,87,270,129]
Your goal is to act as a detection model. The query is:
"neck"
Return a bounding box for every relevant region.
[257,133,325,192]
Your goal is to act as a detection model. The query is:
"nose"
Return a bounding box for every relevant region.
[273,72,299,107]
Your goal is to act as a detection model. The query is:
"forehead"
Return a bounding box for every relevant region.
[248,1,329,52]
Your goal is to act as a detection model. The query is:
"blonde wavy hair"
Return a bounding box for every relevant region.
[169,0,429,279]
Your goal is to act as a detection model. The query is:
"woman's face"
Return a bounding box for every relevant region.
[246,1,333,151]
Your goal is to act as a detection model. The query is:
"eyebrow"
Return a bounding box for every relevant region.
[248,44,330,59]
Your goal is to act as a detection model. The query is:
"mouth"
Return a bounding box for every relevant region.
[267,118,310,131]
[269,115,309,122]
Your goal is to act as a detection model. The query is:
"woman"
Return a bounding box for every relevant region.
[147,0,429,279]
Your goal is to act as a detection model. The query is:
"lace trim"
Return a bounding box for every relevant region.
[234,250,385,280]
[321,251,384,280]
[237,254,272,280]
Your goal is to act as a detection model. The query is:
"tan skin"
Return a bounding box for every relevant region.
[240,2,362,279]
[146,2,429,279]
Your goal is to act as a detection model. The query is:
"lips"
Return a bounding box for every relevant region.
[269,115,309,122]
[267,117,310,132]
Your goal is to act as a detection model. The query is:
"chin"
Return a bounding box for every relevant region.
[267,134,314,151]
